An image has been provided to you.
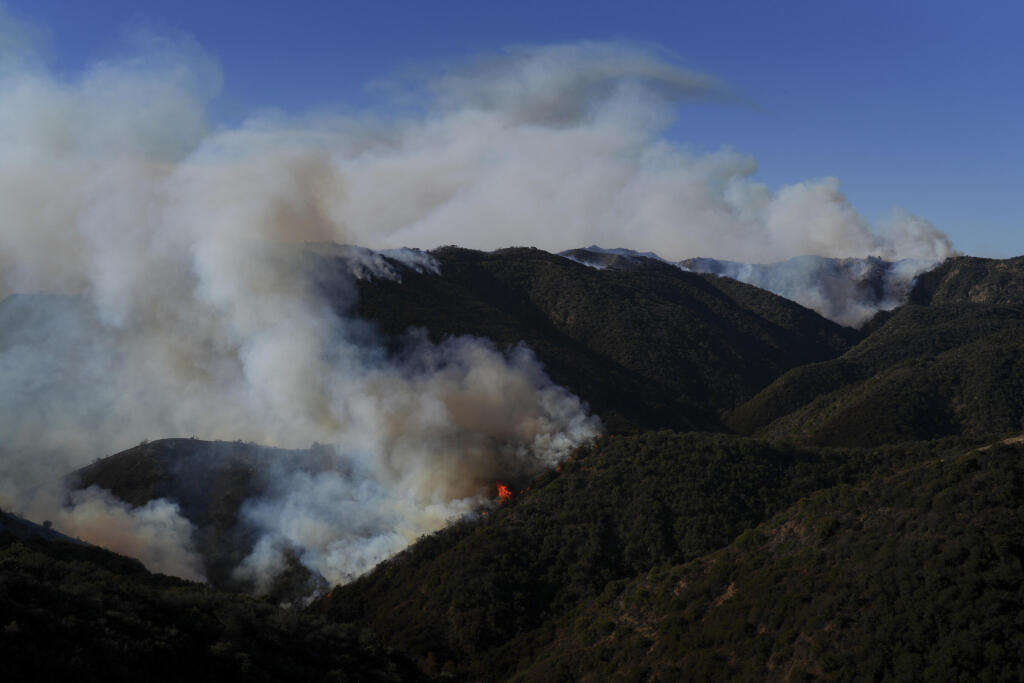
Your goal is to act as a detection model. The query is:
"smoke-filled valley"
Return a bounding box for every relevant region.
[3,18,1024,683]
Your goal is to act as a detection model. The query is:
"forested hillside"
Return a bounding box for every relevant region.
[909,255,1024,305]
[314,433,976,679]
[8,249,1024,682]
[520,440,1024,681]
[352,247,859,432]
[0,515,425,683]
[307,251,1024,680]
[728,261,1024,446]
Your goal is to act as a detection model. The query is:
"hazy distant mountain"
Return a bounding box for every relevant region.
[558,245,670,269]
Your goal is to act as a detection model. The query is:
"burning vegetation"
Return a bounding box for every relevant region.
[496,483,512,503]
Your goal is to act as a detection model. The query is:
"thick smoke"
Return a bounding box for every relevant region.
[328,46,952,263]
[54,487,205,581]
[0,16,950,586]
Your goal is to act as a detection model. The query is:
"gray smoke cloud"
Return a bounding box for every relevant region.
[0,15,950,586]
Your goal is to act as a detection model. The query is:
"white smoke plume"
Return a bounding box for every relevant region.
[13,479,205,581]
[0,14,950,587]
[56,488,206,582]
[674,254,941,327]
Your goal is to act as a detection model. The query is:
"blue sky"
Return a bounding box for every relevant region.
[5,0,1022,257]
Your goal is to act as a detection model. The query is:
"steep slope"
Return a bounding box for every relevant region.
[0,531,425,682]
[680,254,933,327]
[726,255,1024,446]
[522,440,1024,682]
[909,254,1024,305]
[729,303,1024,446]
[352,246,859,433]
[313,432,968,678]
[0,508,86,545]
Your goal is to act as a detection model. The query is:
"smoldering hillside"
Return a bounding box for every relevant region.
[0,16,957,592]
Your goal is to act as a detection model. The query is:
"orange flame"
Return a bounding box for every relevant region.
[496,483,512,502]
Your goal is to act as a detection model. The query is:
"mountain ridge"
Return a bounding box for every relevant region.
[8,246,1024,681]
[351,245,860,433]
[728,257,1024,446]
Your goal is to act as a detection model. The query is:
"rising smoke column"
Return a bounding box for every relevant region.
[0,14,950,585]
